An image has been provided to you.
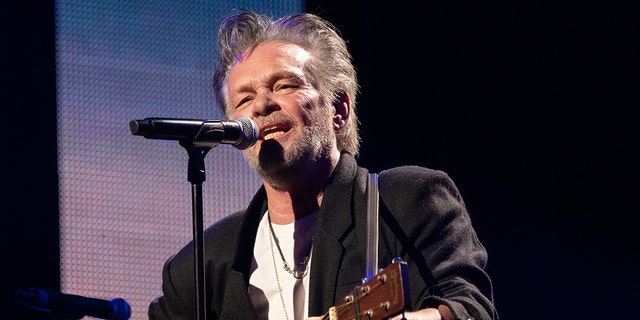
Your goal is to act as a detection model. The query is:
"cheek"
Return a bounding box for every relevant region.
[230,107,249,119]
[291,91,321,114]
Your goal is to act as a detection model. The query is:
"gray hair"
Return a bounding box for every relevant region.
[213,9,361,155]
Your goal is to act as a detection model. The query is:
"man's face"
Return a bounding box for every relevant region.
[226,41,337,184]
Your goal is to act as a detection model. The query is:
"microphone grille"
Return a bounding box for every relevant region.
[234,116,258,150]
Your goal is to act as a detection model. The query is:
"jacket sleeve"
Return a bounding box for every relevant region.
[379,166,499,320]
[148,246,198,320]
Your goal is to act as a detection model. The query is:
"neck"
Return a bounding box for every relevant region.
[265,185,323,224]
[264,151,341,224]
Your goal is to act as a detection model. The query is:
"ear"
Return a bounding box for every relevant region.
[332,91,350,130]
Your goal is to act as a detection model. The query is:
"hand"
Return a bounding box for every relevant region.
[389,308,442,320]
[390,305,453,320]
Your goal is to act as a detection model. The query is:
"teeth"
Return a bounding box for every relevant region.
[261,125,287,140]
[264,131,284,140]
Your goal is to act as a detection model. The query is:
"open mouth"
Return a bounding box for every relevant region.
[260,124,291,140]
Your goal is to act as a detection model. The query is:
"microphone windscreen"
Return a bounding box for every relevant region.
[234,116,258,150]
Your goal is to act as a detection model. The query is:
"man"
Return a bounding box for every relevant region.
[148,9,498,320]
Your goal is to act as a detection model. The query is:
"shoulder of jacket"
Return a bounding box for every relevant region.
[378,165,447,183]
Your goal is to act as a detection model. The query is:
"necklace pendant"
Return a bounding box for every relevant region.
[292,269,305,279]
[292,262,308,279]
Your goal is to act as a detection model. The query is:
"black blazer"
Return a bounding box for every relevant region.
[149,153,498,319]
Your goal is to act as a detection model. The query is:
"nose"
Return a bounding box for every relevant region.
[252,90,280,116]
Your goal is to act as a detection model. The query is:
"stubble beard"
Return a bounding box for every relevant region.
[245,111,335,190]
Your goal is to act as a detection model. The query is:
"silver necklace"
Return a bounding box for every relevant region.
[268,217,308,320]
[267,214,313,279]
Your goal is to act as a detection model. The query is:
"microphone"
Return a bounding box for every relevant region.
[13,288,131,320]
[129,116,258,150]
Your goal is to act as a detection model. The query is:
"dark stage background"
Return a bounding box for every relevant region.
[4,1,638,319]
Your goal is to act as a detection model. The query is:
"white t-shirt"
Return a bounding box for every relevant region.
[249,211,317,320]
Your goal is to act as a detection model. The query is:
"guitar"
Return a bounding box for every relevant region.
[322,260,411,320]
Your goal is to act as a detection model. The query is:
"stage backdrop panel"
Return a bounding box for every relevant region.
[56,1,302,319]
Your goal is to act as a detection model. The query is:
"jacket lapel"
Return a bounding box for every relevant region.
[220,269,259,319]
[220,188,267,318]
[308,153,369,315]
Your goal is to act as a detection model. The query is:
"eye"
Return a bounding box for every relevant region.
[236,95,253,109]
[274,82,298,92]
[274,74,306,92]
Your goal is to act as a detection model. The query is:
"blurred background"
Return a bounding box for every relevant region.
[3,0,638,319]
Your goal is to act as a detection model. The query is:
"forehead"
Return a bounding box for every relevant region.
[228,41,311,83]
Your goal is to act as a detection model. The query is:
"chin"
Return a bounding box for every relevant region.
[257,139,286,164]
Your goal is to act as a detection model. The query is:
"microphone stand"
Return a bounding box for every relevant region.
[179,140,210,320]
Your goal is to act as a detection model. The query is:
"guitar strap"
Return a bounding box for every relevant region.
[326,173,408,320]
[365,172,379,282]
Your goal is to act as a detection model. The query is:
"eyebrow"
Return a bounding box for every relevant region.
[234,69,305,93]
